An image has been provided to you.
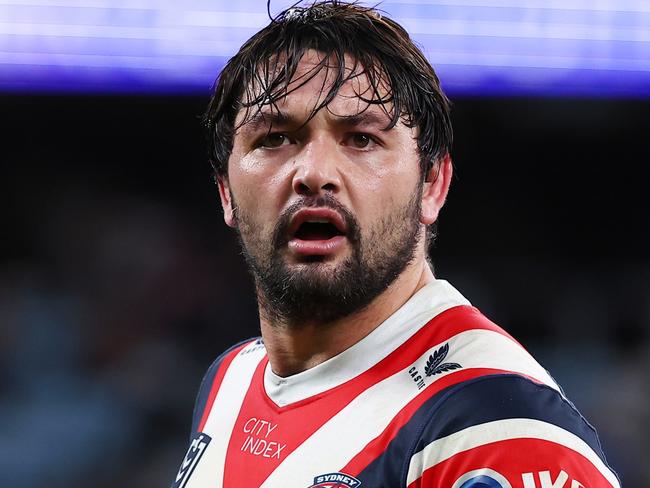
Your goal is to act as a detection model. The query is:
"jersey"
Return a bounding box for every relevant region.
[172,280,619,488]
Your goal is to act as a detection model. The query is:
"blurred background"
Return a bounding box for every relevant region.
[1,0,648,486]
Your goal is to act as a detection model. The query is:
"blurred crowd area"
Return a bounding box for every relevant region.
[1,186,259,487]
[1,96,649,486]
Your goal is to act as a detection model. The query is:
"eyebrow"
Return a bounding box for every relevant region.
[337,111,391,129]
[240,108,392,133]
[240,111,301,133]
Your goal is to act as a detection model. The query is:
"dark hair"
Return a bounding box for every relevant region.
[204,0,452,180]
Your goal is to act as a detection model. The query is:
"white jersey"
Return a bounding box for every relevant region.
[173,280,619,488]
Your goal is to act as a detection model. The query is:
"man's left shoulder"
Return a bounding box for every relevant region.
[413,305,560,394]
[404,374,620,487]
[400,305,620,488]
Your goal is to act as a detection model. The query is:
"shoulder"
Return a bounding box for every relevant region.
[189,337,265,436]
[401,308,620,488]
[407,304,562,396]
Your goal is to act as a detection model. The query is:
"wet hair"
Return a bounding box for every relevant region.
[204,0,452,180]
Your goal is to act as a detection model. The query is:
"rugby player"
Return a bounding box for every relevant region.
[172,2,619,487]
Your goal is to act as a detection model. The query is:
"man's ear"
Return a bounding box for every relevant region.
[420,153,452,225]
[216,175,237,228]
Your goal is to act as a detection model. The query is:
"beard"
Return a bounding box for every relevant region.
[232,185,423,327]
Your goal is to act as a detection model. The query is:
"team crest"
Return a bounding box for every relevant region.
[173,433,212,488]
[308,472,362,487]
[452,468,512,488]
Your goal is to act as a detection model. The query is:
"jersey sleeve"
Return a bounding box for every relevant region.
[405,374,620,488]
[188,338,257,438]
[172,338,259,488]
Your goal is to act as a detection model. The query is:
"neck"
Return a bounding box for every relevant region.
[259,254,435,377]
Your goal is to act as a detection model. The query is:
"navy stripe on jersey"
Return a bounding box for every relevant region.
[190,338,257,437]
[356,374,611,487]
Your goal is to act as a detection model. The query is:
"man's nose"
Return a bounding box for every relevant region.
[291,137,342,196]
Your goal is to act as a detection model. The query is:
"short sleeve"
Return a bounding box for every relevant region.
[405,374,620,488]
[188,338,257,437]
[172,338,258,488]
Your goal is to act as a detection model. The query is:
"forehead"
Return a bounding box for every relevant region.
[237,49,393,125]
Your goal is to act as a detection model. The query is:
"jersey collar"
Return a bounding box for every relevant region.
[263,279,470,407]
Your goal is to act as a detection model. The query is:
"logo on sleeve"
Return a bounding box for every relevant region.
[424,343,462,377]
[452,469,512,488]
[408,342,463,390]
[308,472,362,487]
[173,433,212,488]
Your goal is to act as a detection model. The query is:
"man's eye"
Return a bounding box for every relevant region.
[347,133,375,149]
[260,133,291,148]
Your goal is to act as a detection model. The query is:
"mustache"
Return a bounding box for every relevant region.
[273,194,360,246]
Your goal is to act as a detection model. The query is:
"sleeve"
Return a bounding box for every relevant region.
[188,338,257,438]
[172,338,258,488]
[404,374,620,488]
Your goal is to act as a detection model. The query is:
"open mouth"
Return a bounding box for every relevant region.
[294,220,345,241]
[287,208,348,256]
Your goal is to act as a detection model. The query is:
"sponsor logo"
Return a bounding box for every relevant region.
[173,433,211,488]
[240,417,286,460]
[452,468,512,488]
[424,343,462,377]
[308,472,362,487]
[522,470,585,488]
[409,366,426,390]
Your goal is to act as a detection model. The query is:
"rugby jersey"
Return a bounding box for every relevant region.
[172,280,619,488]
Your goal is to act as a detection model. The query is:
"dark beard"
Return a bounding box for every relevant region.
[233,188,422,328]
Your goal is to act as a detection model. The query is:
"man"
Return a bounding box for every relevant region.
[173,2,619,487]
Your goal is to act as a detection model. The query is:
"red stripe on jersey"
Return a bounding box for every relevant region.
[407,437,614,488]
[398,304,524,375]
[197,341,251,433]
[451,306,521,345]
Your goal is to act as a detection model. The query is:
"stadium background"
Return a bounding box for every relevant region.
[1,1,648,486]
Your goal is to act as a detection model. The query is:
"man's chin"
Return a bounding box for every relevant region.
[283,257,348,279]
[278,253,356,284]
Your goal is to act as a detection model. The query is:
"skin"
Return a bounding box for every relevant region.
[217,50,452,377]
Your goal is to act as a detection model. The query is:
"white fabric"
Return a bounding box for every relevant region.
[187,341,267,488]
